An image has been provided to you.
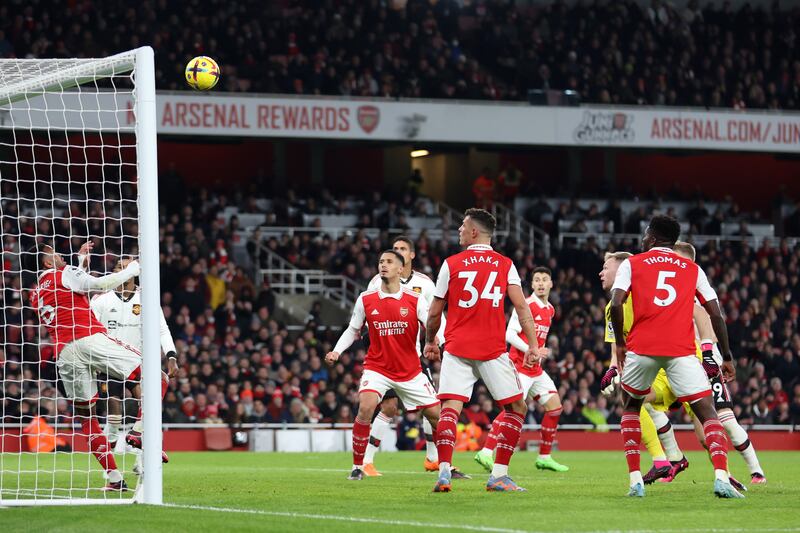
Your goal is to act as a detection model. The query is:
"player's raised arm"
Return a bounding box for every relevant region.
[327,295,366,366]
[62,259,140,294]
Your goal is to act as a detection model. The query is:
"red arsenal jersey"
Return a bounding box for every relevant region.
[352,288,428,382]
[31,267,106,354]
[434,244,521,360]
[508,295,554,377]
[612,247,717,357]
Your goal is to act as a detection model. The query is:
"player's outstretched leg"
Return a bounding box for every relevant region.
[77,404,127,491]
[474,412,501,472]
[719,409,766,484]
[648,407,689,483]
[126,371,170,464]
[640,405,671,484]
[535,397,568,472]
[433,402,460,492]
[363,398,397,477]
[690,397,744,498]
[422,416,439,471]
[486,402,527,492]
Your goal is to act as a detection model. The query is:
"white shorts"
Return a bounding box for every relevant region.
[437,351,523,406]
[57,333,141,404]
[358,369,439,412]
[621,352,711,403]
[519,371,558,405]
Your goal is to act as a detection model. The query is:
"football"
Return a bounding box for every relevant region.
[185,56,220,90]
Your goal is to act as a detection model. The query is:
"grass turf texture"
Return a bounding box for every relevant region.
[1,451,798,532]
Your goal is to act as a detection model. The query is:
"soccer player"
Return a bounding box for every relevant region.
[424,208,539,493]
[26,242,142,491]
[360,236,456,477]
[610,215,743,498]
[90,257,178,470]
[672,242,766,485]
[474,266,569,473]
[326,250,441,481]
[599,252,689,485]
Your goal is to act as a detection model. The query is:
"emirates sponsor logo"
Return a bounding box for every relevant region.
[372,319,409,337]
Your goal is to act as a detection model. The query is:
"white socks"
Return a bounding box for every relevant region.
[629,471,643,486]
[720,410,763,475]
[439,461,451,476]
[715,469,730,483]
[422,417,438,462]
[105,414,122,443]
[647,405,683,462]
[491,463,509,479]
[363,412,391,464]
[107,469,123,483]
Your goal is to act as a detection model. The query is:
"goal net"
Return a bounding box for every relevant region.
[0,48,162,505]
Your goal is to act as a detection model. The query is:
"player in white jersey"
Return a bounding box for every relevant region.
[91,257,178,468]
[672,242,766,485]
[360,236,466,477]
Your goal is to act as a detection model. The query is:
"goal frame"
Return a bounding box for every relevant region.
[0,46,162,507]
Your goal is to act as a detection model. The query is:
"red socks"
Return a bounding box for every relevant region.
[703,419,729,471]
[352,417,371,467]
[494,411,524,466]
[540,407,562,455]
[82,417,117,473]
[135,371,170,421]
[621,413,642,473]
[482,412,504,452]
[436,407,459,465]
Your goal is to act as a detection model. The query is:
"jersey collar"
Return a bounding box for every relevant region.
[115,290,137,303]
[378,289,404,300]
[651,246,674,253]
[400,270,415,285]
[467,244,493,251]
[530,293,549,308]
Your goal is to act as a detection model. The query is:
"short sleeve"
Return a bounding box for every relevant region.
[507,308,522,334]
[507,262,521,286]
[366,274,381,291]
[611,259,632,292]
[694,267,718,304]
[434,261,451,299]
[603,304,615,343]
[416,294,429,325]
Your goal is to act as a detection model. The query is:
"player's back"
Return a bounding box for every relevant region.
[438,244,518,360]
[32,267,105,352]
[623,247,702,356]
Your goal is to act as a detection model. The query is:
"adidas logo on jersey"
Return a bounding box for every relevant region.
[535,315,542,320]
[371,309,380,315]
[110,308,118,312]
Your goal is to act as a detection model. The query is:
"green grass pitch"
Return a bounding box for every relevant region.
[1,451,799,532]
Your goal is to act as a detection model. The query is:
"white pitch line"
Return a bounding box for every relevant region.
[163,503,532,533]
[161,504,800,533]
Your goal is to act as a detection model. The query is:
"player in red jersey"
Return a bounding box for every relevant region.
[424,208,539,493]
[327,250,440,481]
[609,215,743,499]
[25,242,142,492]
[475,266,569,473]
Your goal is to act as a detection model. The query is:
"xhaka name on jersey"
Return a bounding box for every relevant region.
[461,255,500,268]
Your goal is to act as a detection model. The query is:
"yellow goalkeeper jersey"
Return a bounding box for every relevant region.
[604,297,634,344]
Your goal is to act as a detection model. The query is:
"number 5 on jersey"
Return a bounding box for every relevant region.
[457,271,503,308]
[654,271,677,307]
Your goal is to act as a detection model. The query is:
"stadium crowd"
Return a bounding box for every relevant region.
[2,185,799,440]
[2,0,800,109]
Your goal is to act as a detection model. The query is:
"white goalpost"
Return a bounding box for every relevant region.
[0,47,161,505]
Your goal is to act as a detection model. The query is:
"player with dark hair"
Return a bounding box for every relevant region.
[610,215,743,498]
[327,250,441,481]
[26,241,141,491]
[359,236,467,477]
[425,208,539,493]
[475,265,569,473]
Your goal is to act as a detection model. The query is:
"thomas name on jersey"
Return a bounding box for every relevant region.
[642,255,688,268]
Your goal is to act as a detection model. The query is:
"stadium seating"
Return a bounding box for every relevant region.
[2,1,799,109]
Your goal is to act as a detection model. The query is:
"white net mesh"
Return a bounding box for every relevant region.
[0,52,143,503]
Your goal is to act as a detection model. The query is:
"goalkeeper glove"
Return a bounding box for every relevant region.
[701,344,720,379]
[600,366,619,397]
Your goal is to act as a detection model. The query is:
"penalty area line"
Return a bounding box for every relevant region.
[163,503,533,533]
